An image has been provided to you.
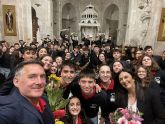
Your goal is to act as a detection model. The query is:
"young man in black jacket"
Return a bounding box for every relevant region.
[70,69,108,124]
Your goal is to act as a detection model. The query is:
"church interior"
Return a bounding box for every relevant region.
[0,0,165,54]
[0,1,165,123]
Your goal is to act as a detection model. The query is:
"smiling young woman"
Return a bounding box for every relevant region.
[58,96,89,124]
[115,69,165,124]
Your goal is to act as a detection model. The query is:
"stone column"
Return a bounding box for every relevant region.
[117,0,129,45]
[17,0,32,43]
[53,0,62,37]
[0,0,3,41]
[125,0,144,46]
[0,23,2,41]
[31,0,53,42]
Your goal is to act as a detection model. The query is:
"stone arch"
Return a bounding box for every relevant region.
[62,3,77,33]
[103,4,119,44]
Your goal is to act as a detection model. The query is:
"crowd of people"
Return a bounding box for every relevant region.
[0,34,165,124]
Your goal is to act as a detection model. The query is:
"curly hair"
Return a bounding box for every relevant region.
[135,65,153,87]
[141,55,160,71]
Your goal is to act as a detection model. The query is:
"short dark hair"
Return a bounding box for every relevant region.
[61,62,76,71]
[82,46,89,51]
[14,43,19,46]
[79,69,95,80]
[112,48,121,53]
[30,42,37,46]
[14,60,43,76]
[144,46,152,51]
[21,46,36,54]
[94,45,99,48]
[74,46,79,49]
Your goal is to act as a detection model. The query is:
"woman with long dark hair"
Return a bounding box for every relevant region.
[141,55,165,108]
[59,96,88,124]
[37,47,48,59]
[39,54,53,81]
[115,69,165,124]
[132,49,144,71]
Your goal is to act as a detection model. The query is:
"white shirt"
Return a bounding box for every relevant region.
[128,100,137,112]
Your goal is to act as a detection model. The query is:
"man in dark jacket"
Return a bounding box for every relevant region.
[0,60,54,124]
[71,69,108,124]
[158,50,165,71]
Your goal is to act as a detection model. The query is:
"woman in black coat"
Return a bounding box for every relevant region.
[141,55,165,108]
[115,69,165,124]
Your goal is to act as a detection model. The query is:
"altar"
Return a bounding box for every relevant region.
[79,4,100,40]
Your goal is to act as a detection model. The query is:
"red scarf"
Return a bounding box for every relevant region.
[32,98,46,113]
[151,70,157,76]
[82,87,96,100]
[77,115,82,124]
[99,79,114,91]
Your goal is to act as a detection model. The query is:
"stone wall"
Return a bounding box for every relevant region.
[1,0,164,54]
[0,0,129,45]
[31,0,53,42]
[0,0,53,44]
[53,0,129,45]
[0,0,3,41]
[125,0,165,54]
[0,0,32,44]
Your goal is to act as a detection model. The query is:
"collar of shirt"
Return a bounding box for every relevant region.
[32,98,46,113]
[82,87,96,100]
[99,79,114,91]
